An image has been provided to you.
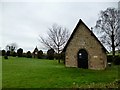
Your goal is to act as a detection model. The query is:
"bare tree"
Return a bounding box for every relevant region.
[6,43,18,52]
[95,8,120,60]
[39,24,70,63]
[118,3,120,50]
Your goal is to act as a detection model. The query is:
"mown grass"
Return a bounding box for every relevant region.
[2,57,120,88]
[0,56,2,89]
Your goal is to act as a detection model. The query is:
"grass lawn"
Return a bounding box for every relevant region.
[2,57,120,88]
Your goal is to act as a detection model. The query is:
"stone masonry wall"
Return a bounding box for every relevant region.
[65,22,107,70]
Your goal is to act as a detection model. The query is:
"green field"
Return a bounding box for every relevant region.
[2,57,120,88]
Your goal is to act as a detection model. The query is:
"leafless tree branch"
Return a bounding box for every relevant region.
[39,24,70,54]
[95,8,119,57]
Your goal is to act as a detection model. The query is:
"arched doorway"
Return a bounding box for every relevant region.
[77,49,88,69]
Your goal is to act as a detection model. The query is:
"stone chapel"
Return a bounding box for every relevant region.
[63,19,107,70]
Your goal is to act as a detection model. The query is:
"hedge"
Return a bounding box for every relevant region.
[107,55,120,65]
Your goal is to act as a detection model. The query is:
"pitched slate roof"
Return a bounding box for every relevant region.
[63,19,107,52]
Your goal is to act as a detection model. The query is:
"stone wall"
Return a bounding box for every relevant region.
[65,22,107,70]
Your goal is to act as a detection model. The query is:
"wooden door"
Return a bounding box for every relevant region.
[78,49,88,69]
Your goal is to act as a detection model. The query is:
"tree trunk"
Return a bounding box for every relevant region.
[58,54,60,63]
[112,45,115,62]
[111,31,115,62]
[58,46,60,63]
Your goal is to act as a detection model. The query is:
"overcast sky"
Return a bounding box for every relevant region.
[0,0,119,52]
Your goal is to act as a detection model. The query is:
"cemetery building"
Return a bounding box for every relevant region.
[33,46,38,58]
[63,19,107,70]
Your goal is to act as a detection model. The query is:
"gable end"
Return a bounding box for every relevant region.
[63,19,107,53]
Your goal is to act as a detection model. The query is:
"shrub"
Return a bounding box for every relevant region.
[10,51,17,57]
[22,53,26,57]
[4,55,8,59]
[47,48,54,60]
[107,55,120,65]
[17,48,23,57]
[114,56,120,65]
[42,54,47,59]
[26,51,32,58]
[37,50,43,59]
[2,50,6,56]
[12,51,17,57]
[6,51,10,56]
[60,52,65,64]
[107,55,113,62]
[54,53,59,60]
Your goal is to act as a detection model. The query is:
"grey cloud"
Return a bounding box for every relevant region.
[0,1,118,52]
